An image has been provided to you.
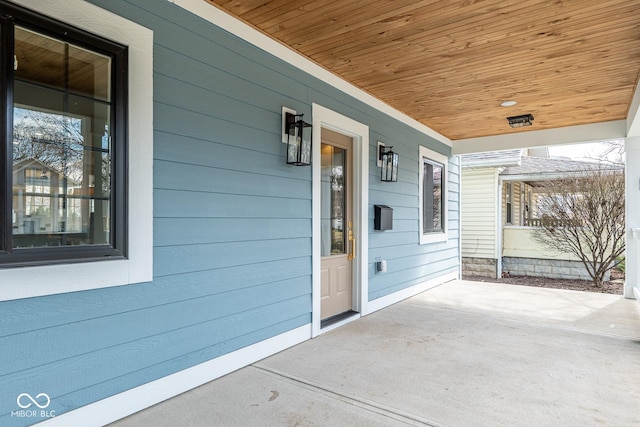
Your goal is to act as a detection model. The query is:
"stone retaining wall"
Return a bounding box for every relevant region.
[462,257,497,278]
[501,257,609,281]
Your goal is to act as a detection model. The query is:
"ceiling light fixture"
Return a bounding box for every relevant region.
[501,100,517,107]
[507,114,534,128]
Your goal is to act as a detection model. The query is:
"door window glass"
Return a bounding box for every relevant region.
[321,144,346,256]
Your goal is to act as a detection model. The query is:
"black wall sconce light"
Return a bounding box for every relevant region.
[285,112,312,166]
[507,114,534,128]
[378,142,399,182]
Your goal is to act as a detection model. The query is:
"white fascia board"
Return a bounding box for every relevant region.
[501,166,621,183]
[499,173,577,182]
[452,120,627,155]
[169,0,451,147]
[462,158,521,168]
[627,75,640,137]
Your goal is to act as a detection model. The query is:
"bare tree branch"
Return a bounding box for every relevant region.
[532,165,625,287]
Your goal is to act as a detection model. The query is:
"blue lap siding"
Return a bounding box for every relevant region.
[0,1,459,424]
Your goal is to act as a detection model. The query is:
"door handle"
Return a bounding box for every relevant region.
[349,236,356,261]
[348,221,355,261]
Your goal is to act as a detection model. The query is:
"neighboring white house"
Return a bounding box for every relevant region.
[461,148,622,280]
[12,158,89,241]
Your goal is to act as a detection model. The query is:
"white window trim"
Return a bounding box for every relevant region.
[418,145,448,245]
[1,0,153,302]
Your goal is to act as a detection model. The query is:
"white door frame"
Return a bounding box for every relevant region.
[312,104,369,337]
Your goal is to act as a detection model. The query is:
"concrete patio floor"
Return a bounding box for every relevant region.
[112,280,640,426]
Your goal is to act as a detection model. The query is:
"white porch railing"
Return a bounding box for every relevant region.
[502,226,579,261]
[523,217,582,227]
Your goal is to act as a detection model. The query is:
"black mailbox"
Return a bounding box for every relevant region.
[374,205,393,231]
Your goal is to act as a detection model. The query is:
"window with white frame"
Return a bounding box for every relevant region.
[418,145,448,244]
[0,0,153,301]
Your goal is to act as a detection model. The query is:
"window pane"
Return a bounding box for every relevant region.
[506,183,512,224]
[423,160,443,233]
[14,27,65,90]
[15,27,111,101]
[431,163,442,231]
[11,27,112,249]
[321,144,346,256]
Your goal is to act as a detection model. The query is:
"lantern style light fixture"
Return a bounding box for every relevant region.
[507,113,534,128]
[285,112,312,166]
[379,145,399,182]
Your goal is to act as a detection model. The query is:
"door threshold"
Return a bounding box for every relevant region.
[321,310,359,330]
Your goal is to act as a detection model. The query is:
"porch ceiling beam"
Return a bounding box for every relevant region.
[451,120,627,155]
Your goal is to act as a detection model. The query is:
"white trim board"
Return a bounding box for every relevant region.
[169,0,451,147]
[366,271,458,314]
[39,324,312,427]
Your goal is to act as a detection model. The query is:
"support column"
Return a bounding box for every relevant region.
[625,136,640,299]
[496,179,503,279]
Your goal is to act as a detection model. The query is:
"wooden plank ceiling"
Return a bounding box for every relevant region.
[207,0,640,140]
